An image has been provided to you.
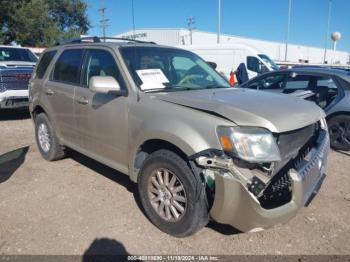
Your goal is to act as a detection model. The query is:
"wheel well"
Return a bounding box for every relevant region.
[326,111,350,120]
[32,105,46,120]
[134,139,189,172]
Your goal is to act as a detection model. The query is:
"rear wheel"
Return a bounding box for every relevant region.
[328,115,350,151]
[35,113,66,160]
[138,149,209,237]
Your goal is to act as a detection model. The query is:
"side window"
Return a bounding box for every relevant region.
[36,50,57,79]
[245,74,286,90]
[82,49,125,88]
[247,56,268,74]
[53,49,84,84]
[284,74,313,91]
[336,76,350,90]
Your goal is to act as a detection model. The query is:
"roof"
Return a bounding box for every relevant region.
[272,67,350,82]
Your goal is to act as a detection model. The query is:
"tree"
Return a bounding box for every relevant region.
[0,0,90,46]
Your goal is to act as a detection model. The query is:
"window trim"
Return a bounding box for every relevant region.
[79,48,127,91]
[50,48,85,86]
[35,50,58,80]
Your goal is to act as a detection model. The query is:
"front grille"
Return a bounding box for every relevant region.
[259,123,321,209]
[0,68,33,91]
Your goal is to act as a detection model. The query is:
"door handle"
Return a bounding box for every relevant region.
[45,89,54,96]
[76,96,89,105]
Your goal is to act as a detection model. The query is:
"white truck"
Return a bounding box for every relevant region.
[0,45,37,109]
[178,44,279,80]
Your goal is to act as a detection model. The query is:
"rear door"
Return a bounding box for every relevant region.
[283,73,340,109]
[74,48,129,172]
[44,49,84,145]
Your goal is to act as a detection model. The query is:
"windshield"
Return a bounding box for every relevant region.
[258,54,279,70]
[0,47,37,62]
[120,46,230,92]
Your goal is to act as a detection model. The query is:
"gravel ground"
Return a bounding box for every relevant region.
[0,110,349,256]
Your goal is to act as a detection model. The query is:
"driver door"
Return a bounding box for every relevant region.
[74,48,129,171]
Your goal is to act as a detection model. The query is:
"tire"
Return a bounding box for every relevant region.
[35,113,66,161]
[137,149,209,237]
[328,114,350,151]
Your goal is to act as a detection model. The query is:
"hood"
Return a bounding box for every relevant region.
[152,88,324,133]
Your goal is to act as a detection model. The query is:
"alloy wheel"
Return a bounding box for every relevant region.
[147,168,187,222]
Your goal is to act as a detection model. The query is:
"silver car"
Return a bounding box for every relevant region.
[240,67,350,151]
[29,37,329,237]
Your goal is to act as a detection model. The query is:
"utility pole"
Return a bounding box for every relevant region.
[98,2,109,41]
[285,0,292,61]
[187,16,195,45]
[323,0,332,63]
[217,0,221,44]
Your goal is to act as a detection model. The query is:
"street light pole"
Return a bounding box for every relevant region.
[285,0,292,61]
[323,0,332,63]
[217,0,221,44]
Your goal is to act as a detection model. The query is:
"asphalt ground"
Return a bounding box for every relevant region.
[0,110,349,256]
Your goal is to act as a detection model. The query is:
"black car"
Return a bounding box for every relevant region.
[240,67,350,151]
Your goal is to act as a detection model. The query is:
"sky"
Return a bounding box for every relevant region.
[86,0,350,52]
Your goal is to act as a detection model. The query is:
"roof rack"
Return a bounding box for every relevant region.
[55,36,156,46]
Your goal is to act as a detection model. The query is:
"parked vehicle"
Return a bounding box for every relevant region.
[240,68,350,151]
[0,45,37,109]
[178,44,279,79]
[29,37,329,237]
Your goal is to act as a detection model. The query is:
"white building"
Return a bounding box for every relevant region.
[116,28,350,65]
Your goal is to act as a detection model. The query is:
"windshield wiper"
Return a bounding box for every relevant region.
[203,85,230,89]
[144,86,193,93]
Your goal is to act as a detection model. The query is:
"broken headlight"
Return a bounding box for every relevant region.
[217,126,281,163]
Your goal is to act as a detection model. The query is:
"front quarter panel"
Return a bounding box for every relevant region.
[128,93,233,181]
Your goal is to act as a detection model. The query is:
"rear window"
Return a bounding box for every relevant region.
[0,47,37,62]
[53,49,84,84]
[36,51,57,79]
[336,76,350,90]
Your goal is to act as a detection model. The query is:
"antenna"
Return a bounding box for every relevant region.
[98,1,109,41]
[187,16,195,45]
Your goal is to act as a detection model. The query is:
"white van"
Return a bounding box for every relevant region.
[178,44,279,80]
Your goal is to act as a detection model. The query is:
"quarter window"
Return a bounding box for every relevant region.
[53,49,84,84]
[36,50,57,79]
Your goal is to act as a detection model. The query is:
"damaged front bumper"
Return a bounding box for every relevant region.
[196,130,329,232]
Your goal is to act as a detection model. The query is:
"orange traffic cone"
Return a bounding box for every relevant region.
[229,71,236,87]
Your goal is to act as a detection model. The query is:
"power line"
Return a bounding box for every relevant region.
[187,16,195,45]
[285,0,292,61]
[131,0,136,39]
[323,0,332,64]
[98,2,109,41]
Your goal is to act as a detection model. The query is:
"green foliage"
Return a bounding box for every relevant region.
[0,0,90,46]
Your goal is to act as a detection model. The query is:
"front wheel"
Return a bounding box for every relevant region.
[138,149,209,237]
[328,115,350,151]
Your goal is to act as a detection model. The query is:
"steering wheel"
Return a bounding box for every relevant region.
[178,74,203,86]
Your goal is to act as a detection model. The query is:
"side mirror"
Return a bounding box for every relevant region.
[207,61,217,70]
[89,76,125,95]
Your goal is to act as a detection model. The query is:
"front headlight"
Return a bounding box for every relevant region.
[217,126,281,163]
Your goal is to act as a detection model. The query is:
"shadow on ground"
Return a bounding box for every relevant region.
[206,221,241,235]
[83,238,133,262]
[68,149,242,237]
[68,150,141,209]
[0,146,29,183]
[0,109,30,121]
[336,150,350,157]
